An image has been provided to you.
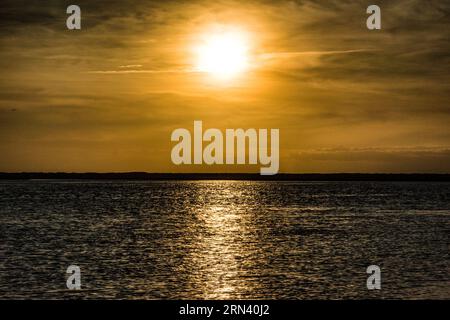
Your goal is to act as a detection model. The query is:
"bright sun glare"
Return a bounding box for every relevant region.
[195,30,250,79]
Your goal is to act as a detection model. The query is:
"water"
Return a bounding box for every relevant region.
[0,180,448,299]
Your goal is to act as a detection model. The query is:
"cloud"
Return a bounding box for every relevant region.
[87,68,196,74]
[0,0,449,172]
[119,64,143,68]
[260,49,375,58]
[285,146,450,173]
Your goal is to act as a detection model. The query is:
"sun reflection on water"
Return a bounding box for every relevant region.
[183,182,259,299]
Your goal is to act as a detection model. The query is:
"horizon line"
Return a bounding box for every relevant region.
[1,172,449,181]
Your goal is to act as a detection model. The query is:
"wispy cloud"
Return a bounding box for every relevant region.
[260,49,376,60]
[87,68,196,74]
[119,64,143,68]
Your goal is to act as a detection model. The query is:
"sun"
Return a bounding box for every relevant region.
[195,30,250,79]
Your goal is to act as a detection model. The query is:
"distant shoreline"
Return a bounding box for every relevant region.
[0,172,449,181]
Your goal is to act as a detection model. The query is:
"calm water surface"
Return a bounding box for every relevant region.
[0,180,449,299]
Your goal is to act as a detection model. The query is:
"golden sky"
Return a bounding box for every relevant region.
[0,0,449,173]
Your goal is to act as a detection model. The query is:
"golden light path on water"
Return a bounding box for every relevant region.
[180,182,264,299]
[194,206,242,298]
